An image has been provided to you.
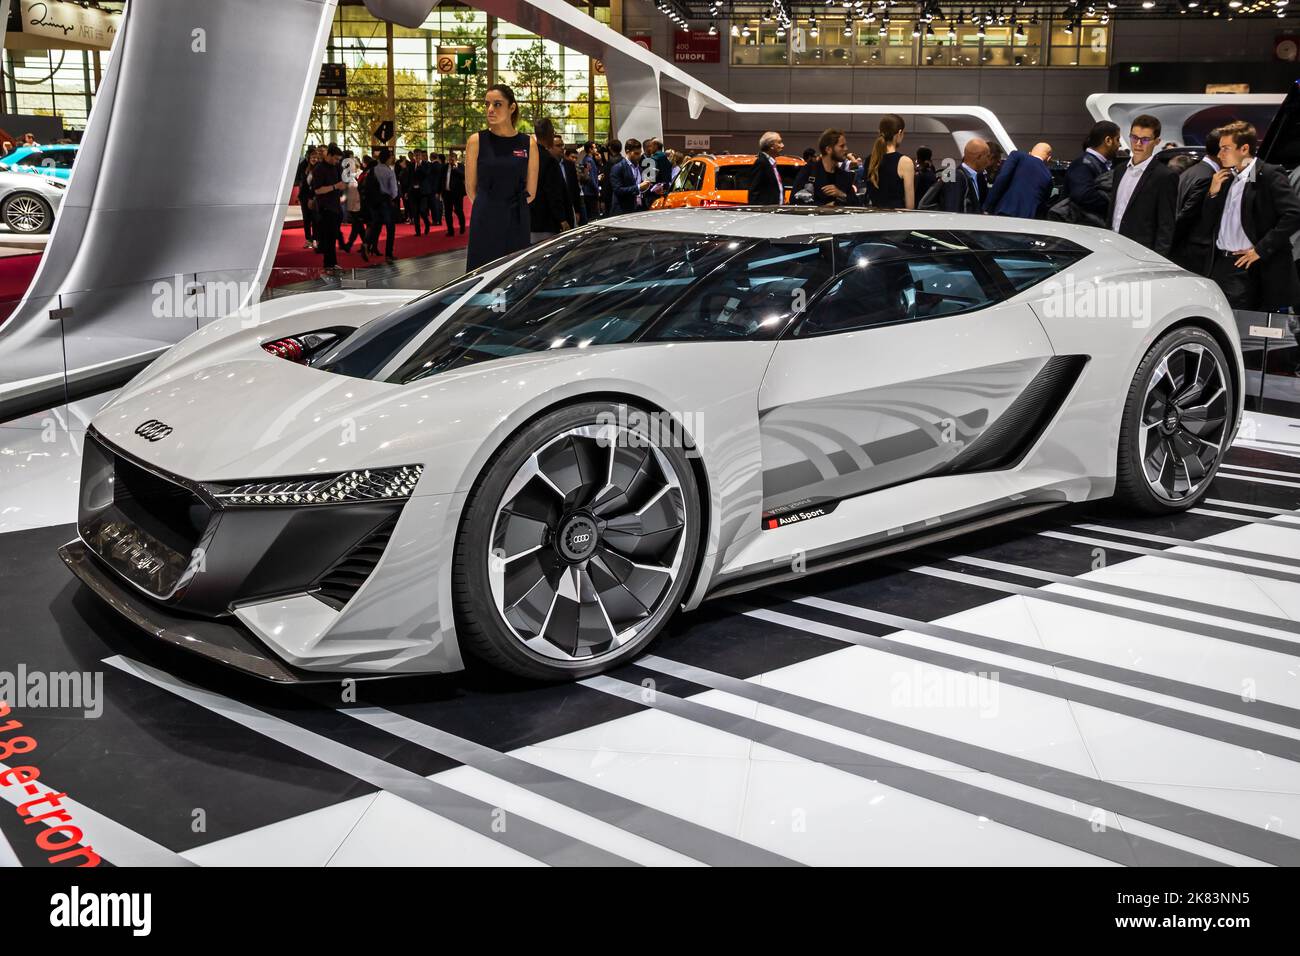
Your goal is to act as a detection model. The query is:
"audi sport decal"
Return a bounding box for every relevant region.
[761,499,839,530]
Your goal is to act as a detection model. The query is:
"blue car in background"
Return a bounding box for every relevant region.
[0,144,78,183]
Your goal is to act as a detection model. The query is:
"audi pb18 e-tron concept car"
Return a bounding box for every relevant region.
[60,207,1243,682]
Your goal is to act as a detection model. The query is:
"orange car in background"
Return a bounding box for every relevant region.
[651,153,805,208]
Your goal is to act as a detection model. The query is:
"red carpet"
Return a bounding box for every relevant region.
[0,204,474,320]
[270,204,471,287]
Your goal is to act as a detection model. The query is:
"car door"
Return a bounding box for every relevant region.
[756,229,1059,521]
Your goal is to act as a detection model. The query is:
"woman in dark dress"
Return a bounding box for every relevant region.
[465,84,539,271]
[864,113,916,210]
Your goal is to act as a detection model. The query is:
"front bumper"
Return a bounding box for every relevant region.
[66,430,466,680]
[60,539,345,683]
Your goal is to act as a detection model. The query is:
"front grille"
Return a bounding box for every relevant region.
[312,515,398,610]
[79,432,216,600]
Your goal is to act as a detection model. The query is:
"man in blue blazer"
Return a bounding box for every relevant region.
[609,138,650,215]
[985,142,1054,219]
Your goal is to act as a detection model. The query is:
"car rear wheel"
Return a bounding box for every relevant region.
[2,192,52,233]
[453,401,701,681]
[1114,326,1234,514]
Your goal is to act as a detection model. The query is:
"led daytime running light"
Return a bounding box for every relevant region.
[214,465,423,506]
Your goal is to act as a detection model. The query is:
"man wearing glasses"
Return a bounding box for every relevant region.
[1109,114,1178,257]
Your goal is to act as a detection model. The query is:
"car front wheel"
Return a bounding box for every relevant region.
[2,192,53,233]
[453,401,701,681]
[1114,326,1234,514]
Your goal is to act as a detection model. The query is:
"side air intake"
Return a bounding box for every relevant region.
[312,515,399,610]
[946,355,1089,474]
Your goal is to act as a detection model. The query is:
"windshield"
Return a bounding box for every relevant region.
[382,227,763,383]
[312,226,836,383]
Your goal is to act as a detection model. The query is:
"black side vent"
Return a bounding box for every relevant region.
[946,354,1089,474]
[312,515,400,610]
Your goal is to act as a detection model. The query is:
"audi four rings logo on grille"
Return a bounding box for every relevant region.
[134,419,173,442]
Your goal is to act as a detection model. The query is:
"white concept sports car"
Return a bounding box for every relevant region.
[61,208,1243,682]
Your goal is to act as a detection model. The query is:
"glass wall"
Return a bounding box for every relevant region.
[309,0,611,154]
[2,46,111,133]
[732,16,1105,67]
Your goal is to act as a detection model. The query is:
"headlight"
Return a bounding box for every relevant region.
[207,465,423,506]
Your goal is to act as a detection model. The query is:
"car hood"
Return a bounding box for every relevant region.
[90,335,771,490]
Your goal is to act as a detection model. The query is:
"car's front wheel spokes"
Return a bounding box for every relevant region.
[490,422,689,663]
[1138,342,1229,503]
[602,485,685,561]
[537,434,606,510]
[501,550,565,637]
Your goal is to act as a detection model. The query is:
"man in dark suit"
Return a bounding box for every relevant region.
[1205,120,1300,312]
[561,145,584,225]
[1108,114,1178,257]
[920,137,990,214]
[984,142,1054,219]
[1055,121,1120,227]
[530,119,572,242]
[440,149,466,236]
[423,152,443,231]
[747,130,786,205]
[610,138,650,215]
[1172,131,1221,274]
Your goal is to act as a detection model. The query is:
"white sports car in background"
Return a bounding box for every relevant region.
[0,168,64,233]
[61,208,1243,682]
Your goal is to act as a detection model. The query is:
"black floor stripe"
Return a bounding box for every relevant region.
[1226,445,1300,474]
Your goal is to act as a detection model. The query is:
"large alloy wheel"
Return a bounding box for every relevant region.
[454,402,701,680]
[1115,327,1234,514]
[2,193,52,233]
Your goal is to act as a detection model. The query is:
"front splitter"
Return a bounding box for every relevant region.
[59,539,354,684]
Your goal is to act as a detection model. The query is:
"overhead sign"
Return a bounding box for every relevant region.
[674,30,720,64]
[15,0,120,49]
[316,63,346,97]
[371,120,394,144]
[685,134,710,150]
[630,34,653,53]
[1274,35,1297,62]
[437,46,477,75]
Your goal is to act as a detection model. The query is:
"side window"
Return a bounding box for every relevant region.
[689,162,706,191]
[17,153,45,167]
[647,239,834,341]
[52,151,75,169]
[792,253,1001,338]
[985,251,1086,293]
[834,229,969,270]
[672,162,694,192]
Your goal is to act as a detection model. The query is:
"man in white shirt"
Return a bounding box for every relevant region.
[1207,120,1300,312]
[1108,115,1177,257]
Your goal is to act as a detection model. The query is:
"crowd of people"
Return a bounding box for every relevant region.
[294,142,467,275]
[298,85,1300,313]
[731,113,1299,313]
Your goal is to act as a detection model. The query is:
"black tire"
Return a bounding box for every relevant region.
[1114,326,1234,514]
[2,192,52,234]
[452,401,702,681]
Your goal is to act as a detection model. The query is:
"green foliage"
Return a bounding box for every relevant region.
[506,39,564,127]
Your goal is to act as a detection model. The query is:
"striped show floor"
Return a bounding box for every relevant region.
[2,412,1300,866]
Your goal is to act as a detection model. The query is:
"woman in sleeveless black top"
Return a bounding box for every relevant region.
[864,113,915,210]
[466,84,539,271]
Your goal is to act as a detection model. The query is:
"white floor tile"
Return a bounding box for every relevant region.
[182,794,377,867]
[326,790,543,866]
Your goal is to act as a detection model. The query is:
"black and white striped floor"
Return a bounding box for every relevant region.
[3,410,1300,866]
